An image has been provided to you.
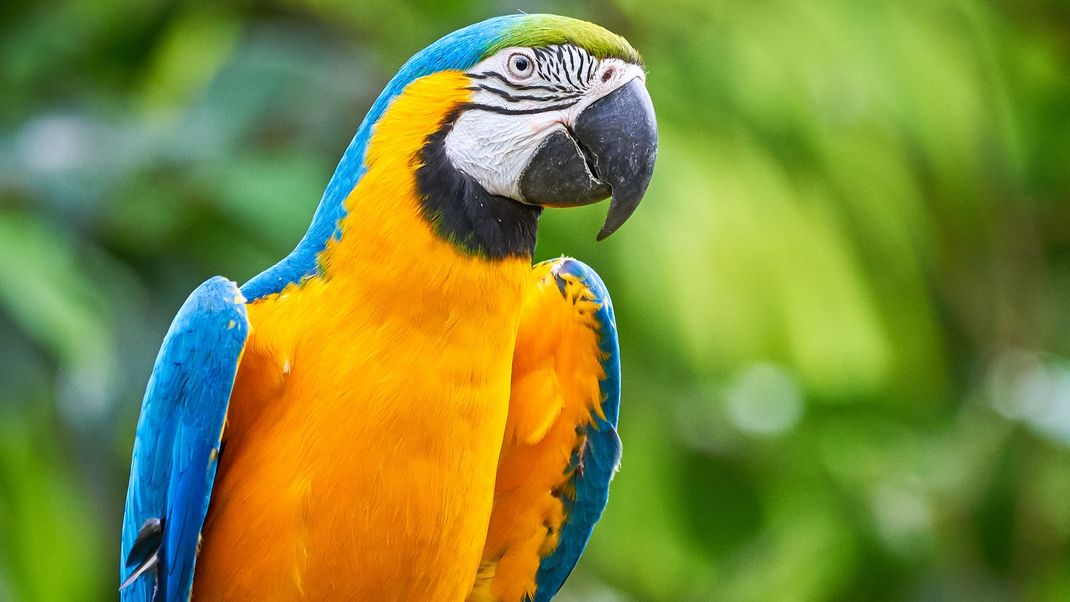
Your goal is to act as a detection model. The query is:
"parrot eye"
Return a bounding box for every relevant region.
[507,53,534,79]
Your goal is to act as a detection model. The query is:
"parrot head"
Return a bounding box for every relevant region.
[436,17,657,241]
[247,15,655,297]
[338,15,655,238]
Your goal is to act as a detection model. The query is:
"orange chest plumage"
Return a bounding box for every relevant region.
[192,73,532,600]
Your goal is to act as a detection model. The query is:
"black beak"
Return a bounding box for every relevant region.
[518,78,658,240]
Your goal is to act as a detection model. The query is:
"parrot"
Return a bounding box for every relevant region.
[119,13,657,602]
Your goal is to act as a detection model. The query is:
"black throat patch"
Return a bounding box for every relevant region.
[414,113,542,259]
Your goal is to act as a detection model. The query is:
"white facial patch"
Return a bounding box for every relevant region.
[443,46,645,202]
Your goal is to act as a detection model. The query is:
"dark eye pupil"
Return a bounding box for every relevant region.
[514,57,530,72]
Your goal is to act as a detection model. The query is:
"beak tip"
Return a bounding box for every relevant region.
[596,191,643,241]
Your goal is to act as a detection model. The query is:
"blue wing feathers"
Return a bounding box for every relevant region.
[121,276,249,601]
[534,258,623,602]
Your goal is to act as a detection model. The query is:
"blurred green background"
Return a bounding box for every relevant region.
[2,0,1069,600]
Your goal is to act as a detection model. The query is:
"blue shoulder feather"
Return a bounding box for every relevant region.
[534,259,623,601]
[120,277,249,601]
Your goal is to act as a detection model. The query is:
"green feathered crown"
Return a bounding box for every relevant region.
[490,14,641,64]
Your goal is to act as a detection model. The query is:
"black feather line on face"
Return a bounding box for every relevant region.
[560,46,577,88]
[461,100,580,116]
[414,111,541,259]
[561,60,577,88]
[534,47,553,80]
[469,71,564,92]
[469,84,581,104]
[553,46,566,67]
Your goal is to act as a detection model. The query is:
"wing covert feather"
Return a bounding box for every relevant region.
[120,277,249,601]
[470,257,622,602]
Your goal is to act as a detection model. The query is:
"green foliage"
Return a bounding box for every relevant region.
[1,0,1068,599]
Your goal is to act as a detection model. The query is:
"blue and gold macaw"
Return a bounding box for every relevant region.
[120,14,656,601]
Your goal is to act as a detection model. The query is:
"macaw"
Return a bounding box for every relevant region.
[120,13,656,602]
